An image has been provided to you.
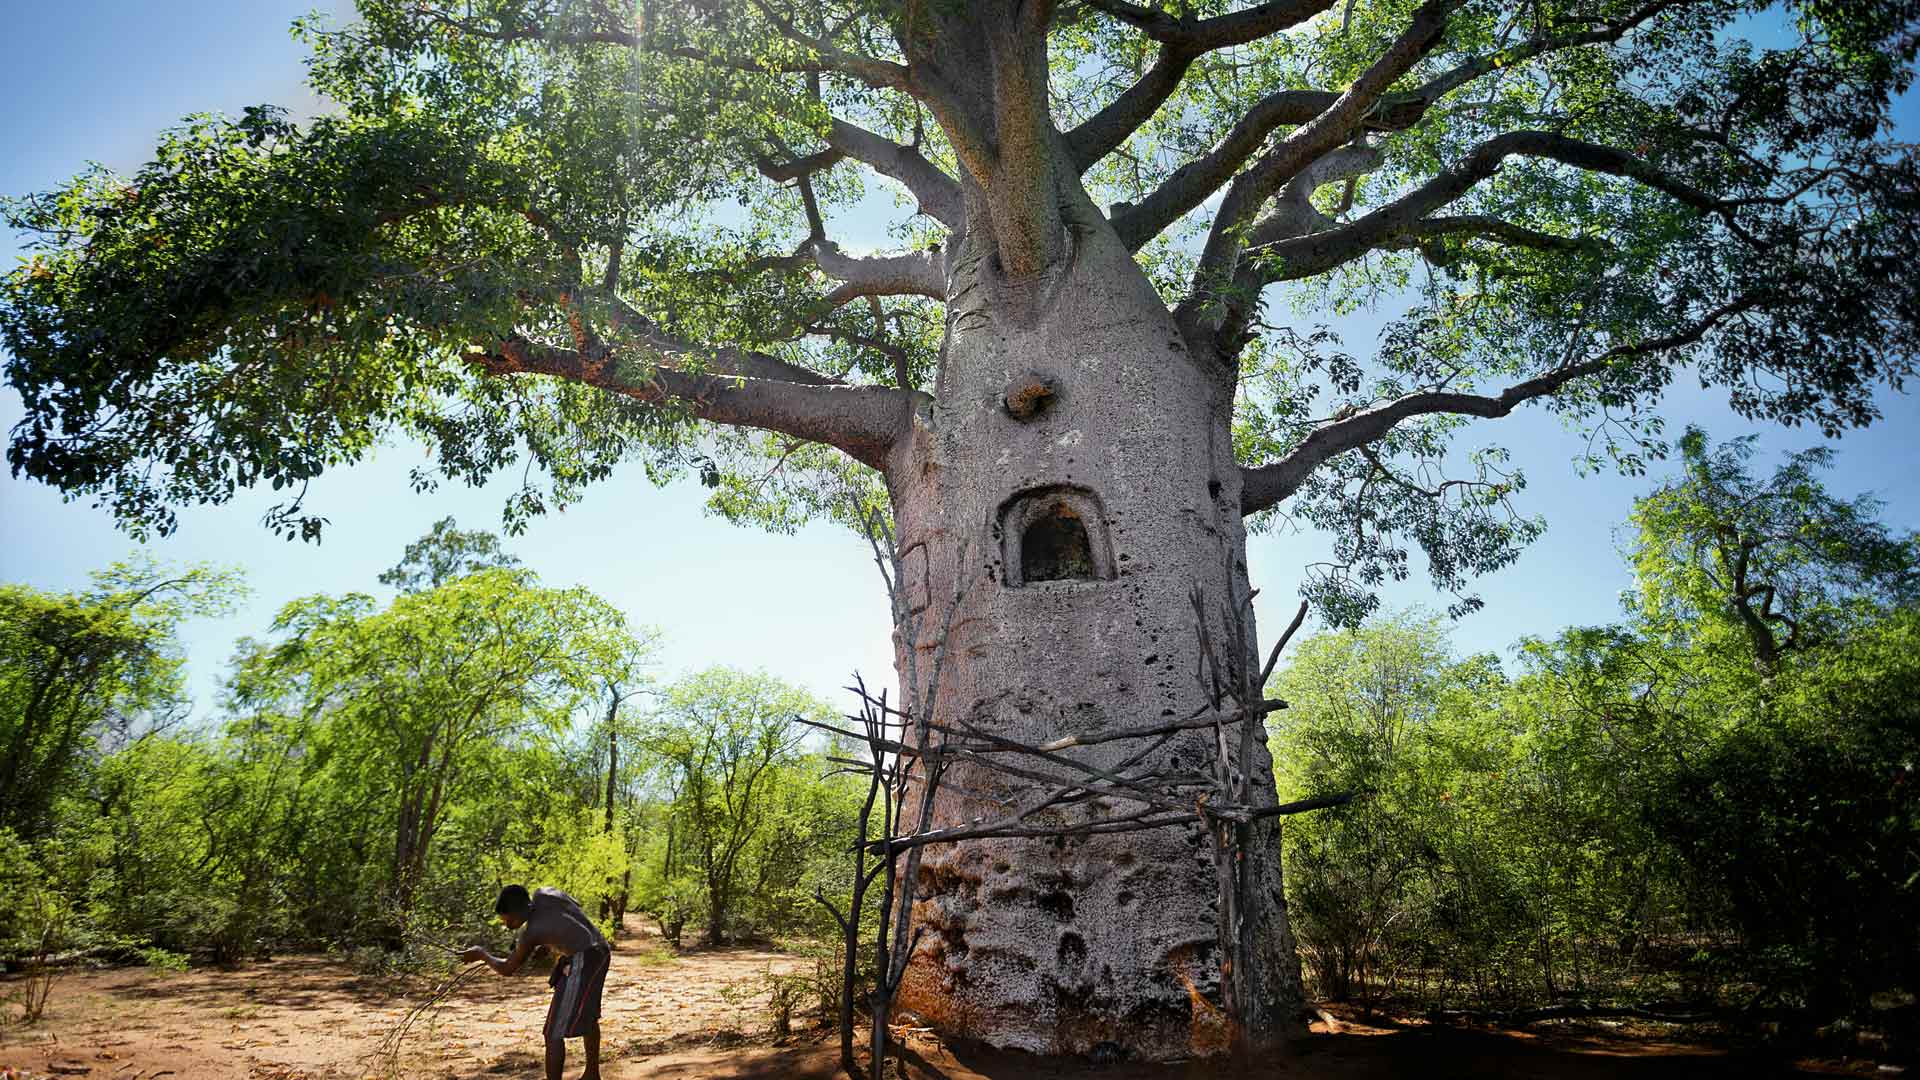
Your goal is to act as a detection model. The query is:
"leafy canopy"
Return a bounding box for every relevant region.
[3,0,1916,617]
[1627,425,1920,671]
[379,514,525,592]
[0,560,243,838]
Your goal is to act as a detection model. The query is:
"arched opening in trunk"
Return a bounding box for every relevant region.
[1023,505,1094,581]
[999,485,1116,586]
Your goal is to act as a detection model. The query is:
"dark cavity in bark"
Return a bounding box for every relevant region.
[1024,508,1094,581]
[1001,486,1115,586]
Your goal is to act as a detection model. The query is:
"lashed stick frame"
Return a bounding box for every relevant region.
[803,523,1358,1074]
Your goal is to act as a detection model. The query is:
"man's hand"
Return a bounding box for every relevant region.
[461,945,489,964]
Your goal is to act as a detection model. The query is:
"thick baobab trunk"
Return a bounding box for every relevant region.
[884,196,1306,1059]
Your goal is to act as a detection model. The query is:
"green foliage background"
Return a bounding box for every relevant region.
[1273,432,1918,1019]
[3,433,1914,1034]
[0,523,863,993]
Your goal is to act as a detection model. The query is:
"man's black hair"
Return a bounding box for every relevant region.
[495,884,532,916]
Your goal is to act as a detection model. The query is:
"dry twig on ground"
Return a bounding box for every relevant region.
[360,961,487,1079]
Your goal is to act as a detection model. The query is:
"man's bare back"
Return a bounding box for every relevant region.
[519,887,606,957]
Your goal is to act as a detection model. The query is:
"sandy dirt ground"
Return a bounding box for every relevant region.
[0,930,1900,1080]
[0,925,808,1080]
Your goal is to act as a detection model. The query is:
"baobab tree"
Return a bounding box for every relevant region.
[5,0,1917,1059]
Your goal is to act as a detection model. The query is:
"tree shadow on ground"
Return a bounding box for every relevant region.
[609,1024,1841,1080]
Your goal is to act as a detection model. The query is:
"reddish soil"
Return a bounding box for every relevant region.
[635,1009,1901,1080]
[0,929,1899,1080]
[0,925,806,1080]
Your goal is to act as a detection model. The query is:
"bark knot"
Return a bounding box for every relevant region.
[1003,371,1056,420]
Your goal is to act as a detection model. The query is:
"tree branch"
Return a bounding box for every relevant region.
[1064,0,1337,171]
[750,129,950,306]
[1066,47,1199,174]
[1210,127,1735,356]
[811,240,947,304]
[1233,128,1722,290]
[466,335,924,471]
[1108,0,1681,250]
[1243,142,1388,249]
[755,145,846,185]
[1036,700,1284,753]
[1237,294,1766,515]
[875,790,1356,851]
[1181,0,1462,336]
[597,291,845,386]
[1253,213,1607,284]
[1108,89,1380,249]
[1082,0,1336,47]
[742,0,919,91]
[1403,0,1686,109]
[826,118,966,230]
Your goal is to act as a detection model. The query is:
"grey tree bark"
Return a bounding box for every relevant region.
[878,184,1306,1059]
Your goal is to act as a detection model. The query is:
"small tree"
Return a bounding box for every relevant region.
[1620,438,1920,1012]
[644,668,827,944]
[228,565,639,930]
[0,561,241,840]
[573,628,662,927]
[378,515,524,593]
[1271,612,1465,1000]
[1627,426,1920,678]
[0,829,72,1023]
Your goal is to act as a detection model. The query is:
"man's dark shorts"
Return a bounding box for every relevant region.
[544,943,611,1042]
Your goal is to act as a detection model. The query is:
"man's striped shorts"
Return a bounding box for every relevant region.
[544,943,611,1041]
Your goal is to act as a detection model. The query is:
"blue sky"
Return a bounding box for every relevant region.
[2,2,1915,718]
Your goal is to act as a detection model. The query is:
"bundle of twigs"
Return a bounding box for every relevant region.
[361,960,487,1079]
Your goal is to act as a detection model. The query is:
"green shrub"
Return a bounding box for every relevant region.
[136,945,190,973]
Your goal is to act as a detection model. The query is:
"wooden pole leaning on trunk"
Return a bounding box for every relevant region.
[806,507,969,1080]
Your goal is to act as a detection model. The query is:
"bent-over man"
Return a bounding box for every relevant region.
[464,884,610,1080]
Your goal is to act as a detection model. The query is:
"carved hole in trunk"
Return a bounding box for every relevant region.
[999,485,1116,587]
[1022,505,1094,582]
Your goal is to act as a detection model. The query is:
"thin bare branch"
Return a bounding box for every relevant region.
[1037,699,1283,752]
[1237,293,1767,515]
[1258,600,1311,690]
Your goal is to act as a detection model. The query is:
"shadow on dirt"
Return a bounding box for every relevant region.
[612,1023,1849,1080]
